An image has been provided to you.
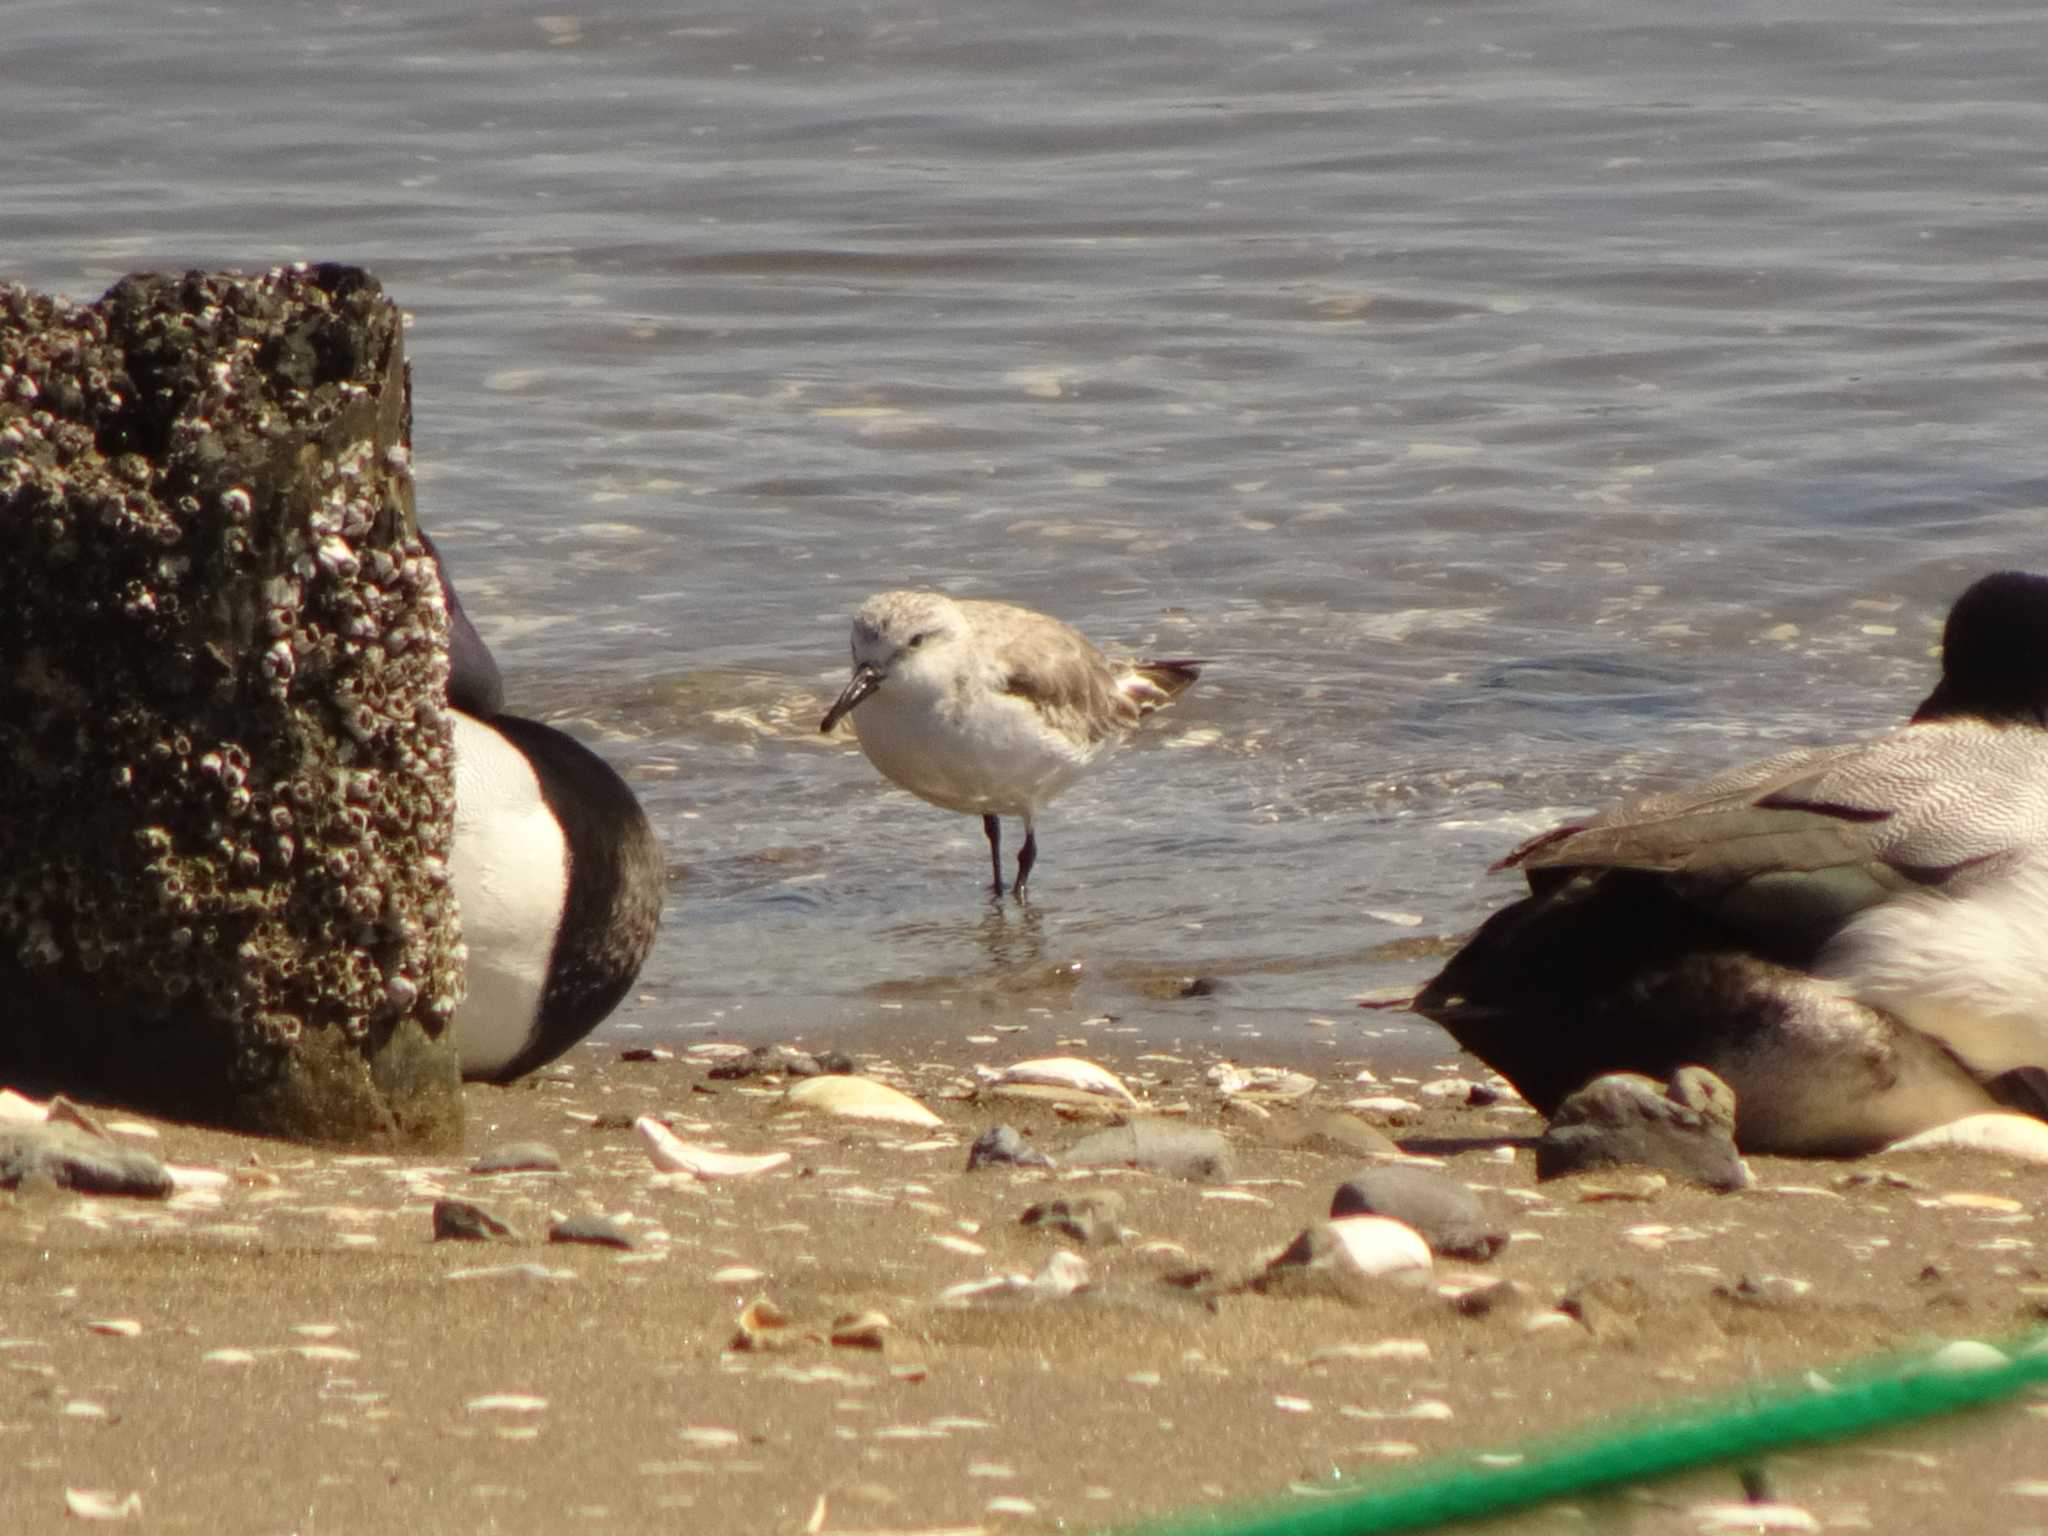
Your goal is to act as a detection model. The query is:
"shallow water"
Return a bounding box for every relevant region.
[7,0,2048,1063]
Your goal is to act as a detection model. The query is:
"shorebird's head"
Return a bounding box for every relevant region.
[819,590,965,732]
[1912,570,2048,729]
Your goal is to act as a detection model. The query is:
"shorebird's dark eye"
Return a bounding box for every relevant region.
[906,630,929,649]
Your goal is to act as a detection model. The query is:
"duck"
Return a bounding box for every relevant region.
[1413,570,2048,1155]
[427,535,666,1082]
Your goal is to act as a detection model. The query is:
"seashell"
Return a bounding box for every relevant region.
[1885,1112,2048,1164]
[1345,1095,1423,1121]
[1308,1339,1431,1366]
[830,1311,892,1349]
[1917,1339,2010,1376]
[1924,1191,2025,1214]
[786,1075,942,1127]
[465,1394,548,1414]
[984,1057,1140,1107]
[1324,1216,1433,1279]
[1207,1064,1316,1103]
[1687,1501,1819,1533]
[166,1165,231,1191]
[0,1088,48,1124]
[84,1319,142,1338]
[731,1296,796,1351]
[63,1489,142,1521]
[634,1116,791,1178]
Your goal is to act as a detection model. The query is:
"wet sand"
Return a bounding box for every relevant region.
[6,1022,2048,1535]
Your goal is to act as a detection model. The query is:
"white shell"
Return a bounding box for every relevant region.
[63,1489,142,1522]
[1884,1112,2048,1163]
[786,1075,943,1127]
[165,1165,231,1191]
[1918,1339,2011,1375]
[987,1057,1139,1106]
[634,1117,790,1178]
[0,1088,47,1124]
[1325,1216,1433,1280]
[1687,1502,1819,1533]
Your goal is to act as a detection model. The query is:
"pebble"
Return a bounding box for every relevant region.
[1330,1165,1506,1261]
[1535,1069,1750,1191]
[469,1143,562,1175]
[0,1124,174,1198]
[1063,1122,1234,1183]
[432,1198,516,1242]
[966,1124,1055,1171]
[1020,1191,1125,1246]
[707,1044,853,1080]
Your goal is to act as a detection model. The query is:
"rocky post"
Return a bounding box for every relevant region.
[0,265,465,1144]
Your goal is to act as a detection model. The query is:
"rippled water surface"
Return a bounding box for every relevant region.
[8,0,2048,1062]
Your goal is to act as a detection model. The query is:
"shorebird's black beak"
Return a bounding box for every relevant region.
[820,663,882,732]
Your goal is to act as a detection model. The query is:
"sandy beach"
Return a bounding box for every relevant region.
[8,1021,2048,1536]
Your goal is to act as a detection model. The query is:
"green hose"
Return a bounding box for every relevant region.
[1130,1335,2048,1536]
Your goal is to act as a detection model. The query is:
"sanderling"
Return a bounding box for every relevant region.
[820,590,1201,896]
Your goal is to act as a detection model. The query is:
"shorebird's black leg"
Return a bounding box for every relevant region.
[983,814,1005,897]
[1013,826,1038,898]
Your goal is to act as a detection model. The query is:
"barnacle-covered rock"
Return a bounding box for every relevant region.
[0,265,463,1144]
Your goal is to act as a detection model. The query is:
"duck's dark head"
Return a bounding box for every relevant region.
[1912,570,2048,728]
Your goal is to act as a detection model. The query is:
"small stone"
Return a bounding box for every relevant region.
[1558,1276,1646,1343]
[1282,1113,1402,1159]
[1535,1069,1749,1191]
[470,1142,562,1174]
[1331,1165,1506,1261]
[1063,1122,1234,1183]
[1714,1275,1812,1309]
[1020,1191,1125,1246]
[708,1044,840,1081]
[432,1198,516,1242]
[0,1125,173,1198]
[1448,1279,1533,1319]
[548,1213,634,1250]
[967,1124,1055,1171]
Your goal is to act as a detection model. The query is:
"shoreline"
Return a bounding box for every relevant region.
[7,1030,2048,1534]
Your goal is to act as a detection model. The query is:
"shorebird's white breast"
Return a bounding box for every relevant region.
[449,713,569,1078]
[850,666,1103,817]
[1816,864,2048,1078]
